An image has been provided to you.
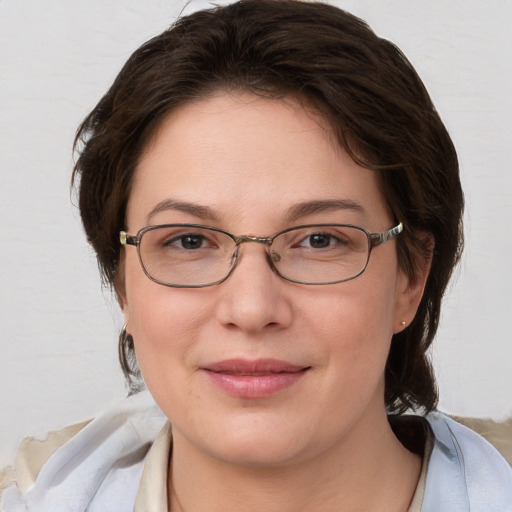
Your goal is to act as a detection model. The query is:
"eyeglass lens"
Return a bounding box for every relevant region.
[137,225,371,287]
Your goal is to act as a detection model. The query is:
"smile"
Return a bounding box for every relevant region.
[202,359,311,399]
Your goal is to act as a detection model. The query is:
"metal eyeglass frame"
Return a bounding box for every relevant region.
[119,222,403,288]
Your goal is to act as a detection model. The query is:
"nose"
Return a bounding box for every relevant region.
[215,243,293,334]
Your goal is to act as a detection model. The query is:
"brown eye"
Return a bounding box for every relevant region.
[297,232,347,249]
[173,234,206,250]
[307,233,332,249]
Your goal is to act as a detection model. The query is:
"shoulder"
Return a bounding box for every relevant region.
[422,412,512,511]
[453,415,512,466]
[0,391,166,512]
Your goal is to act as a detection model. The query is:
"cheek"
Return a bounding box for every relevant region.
[298,275,397,378]
[128,290,201,356]
[301,276,396,344]
[123,256,209,380]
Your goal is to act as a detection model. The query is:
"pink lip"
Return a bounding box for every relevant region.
[201,358,310,399]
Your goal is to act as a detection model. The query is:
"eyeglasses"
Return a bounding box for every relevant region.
[119,222,403,288]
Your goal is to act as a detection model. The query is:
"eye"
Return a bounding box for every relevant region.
[298,232,346,249]
[165,233,211,250]
[305,233,334,249]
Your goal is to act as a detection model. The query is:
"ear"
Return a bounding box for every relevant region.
[393,237,434,333]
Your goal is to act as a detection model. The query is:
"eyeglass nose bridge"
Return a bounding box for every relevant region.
[233,234,273,245]
[230,234,282,273]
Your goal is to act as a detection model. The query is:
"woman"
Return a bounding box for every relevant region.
[2,1,511,510]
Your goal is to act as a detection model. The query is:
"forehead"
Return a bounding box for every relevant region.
[128,93,390,230]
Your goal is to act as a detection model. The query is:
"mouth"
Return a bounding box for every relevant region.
[201,359,311,399]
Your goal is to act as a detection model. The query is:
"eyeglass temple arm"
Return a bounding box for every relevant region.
[369,222,403,247]
[119,231,138,246]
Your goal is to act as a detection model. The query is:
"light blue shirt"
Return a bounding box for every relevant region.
[423,412,512,511]
[2,392,511,511]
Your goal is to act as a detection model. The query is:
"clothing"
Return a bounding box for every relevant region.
[1,391,511,511]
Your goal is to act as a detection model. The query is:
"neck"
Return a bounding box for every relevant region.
[168,406,422,512]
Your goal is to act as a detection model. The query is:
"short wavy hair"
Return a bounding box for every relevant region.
[73,0,464,413]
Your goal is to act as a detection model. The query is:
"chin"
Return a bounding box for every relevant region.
[210,437,308,468]
[187,410,321,468]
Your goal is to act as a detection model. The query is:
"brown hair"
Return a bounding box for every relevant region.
[72,0,464,413]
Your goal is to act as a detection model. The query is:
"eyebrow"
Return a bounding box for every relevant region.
[147,199,220,223]
[284,199,366,223]
[146,198,366,225]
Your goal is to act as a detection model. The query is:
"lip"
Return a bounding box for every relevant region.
[201,358,310,399]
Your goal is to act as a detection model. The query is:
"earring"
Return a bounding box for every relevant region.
[119,324,140,384]
[400,321,406,327]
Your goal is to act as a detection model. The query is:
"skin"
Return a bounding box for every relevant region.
[122,93,430,511]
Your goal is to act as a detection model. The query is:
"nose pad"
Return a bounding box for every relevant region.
[224,245,241,278]
[230,246,240,265]
[269,250,281,263]
[231,241,280,276]
[260,246,282,276]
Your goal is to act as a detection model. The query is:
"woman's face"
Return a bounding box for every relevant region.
[123,93,421,467]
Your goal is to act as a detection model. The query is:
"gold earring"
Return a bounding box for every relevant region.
[400,321,406,327]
